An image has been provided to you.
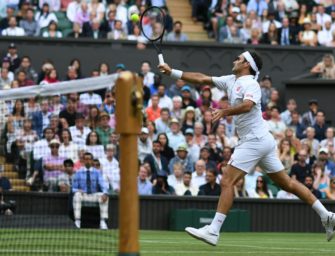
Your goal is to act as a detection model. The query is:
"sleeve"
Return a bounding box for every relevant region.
[211,75,234,91]
[72,172,80,193]
[98,172,109,194]
[243,82,261,104]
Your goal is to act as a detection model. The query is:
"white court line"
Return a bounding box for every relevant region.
[140,240,335,253]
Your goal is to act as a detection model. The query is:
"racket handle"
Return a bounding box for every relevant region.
[158,53,165,65]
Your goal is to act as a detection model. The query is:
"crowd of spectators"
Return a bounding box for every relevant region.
[191,0,335,46]
[3,1,335,46]
[0,0,189,46]
[0,42,335,202]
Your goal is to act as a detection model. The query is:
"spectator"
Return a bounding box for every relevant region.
[318,20,333,46]
[15,56,38,84]
[260,75,272,110]
[35,3,58,32]
[152,173,175,195]
[99,144,120,194]
[19,7,39,37]
[39,0,61,12]
[218,16,237,43]
[181,85,197,108]
[325,177,335,199]
[31,99,51,138]
[304,175,322,199]
[284,128,301,156]
[59,129,79,162]
[68,22,84,38]
[58,159,75,193]
[280,99,298,126]
[157,133,175,163]
[185,128,200,163]
[145,94,161,122]
[198,169,221,196]
[101,9,117,35]
[167,162,184,190]
[141,61,154,88]
[234,178,248,198]
[79,90,102,106]
[301,127,320,157]
[193,122,207,148]
[199,146,217,171]
[320,127,335,150]
[0,68,12,89]
[85,131,105,159]
[69,113,91,148]
[247,0,268,16]
[85,18,107,39]
[298,18,318,46]
[313,110,328,141]
[99,90,115,115]
[148,84,173,111]
[181,106,196,134]
[175,172,198,196]
[72,152,109,229]
[2,16,25,36]
[240,18,253,44]
[138,127,152,163]
[42,20,63,38]
[302,99,318,127]
[59,97,77,127]
[191,159,207,189]
[0,6,15,31]
[312,161,329,199]
[202,110,217,136]
[167,118,186,152]
[143,140,169,179]
[318,147,335,177]
[170,96,183,122]
[155,108,171,134]
[138,164,152,195]
[288,111,305,139]
[74,1,90,27]
[42,139,66,191]
[248,176,273,198]
[310,54,335,79]
[167,21,188,42]
[267,106,287,142]
[290,149,312,184]
[316,4,331,28]
[168,144,194,174]
[66,0,81,23]
[16,70,34,87]
[146,121,157,142]
[107,20,127,40]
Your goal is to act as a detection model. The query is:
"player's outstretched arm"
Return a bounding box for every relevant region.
[158,63,212,86]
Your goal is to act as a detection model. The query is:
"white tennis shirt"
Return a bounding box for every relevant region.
[212,74,269,140]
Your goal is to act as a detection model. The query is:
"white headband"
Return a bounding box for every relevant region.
[242,51,260,80]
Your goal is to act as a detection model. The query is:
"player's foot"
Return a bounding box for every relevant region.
[74,220,81,229]
[322,212,335,241]
[185,225,219,246]
[100,220,108,230]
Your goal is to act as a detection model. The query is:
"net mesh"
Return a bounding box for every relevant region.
[0,75,119,255]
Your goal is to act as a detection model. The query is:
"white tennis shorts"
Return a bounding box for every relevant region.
[228,133,284,174]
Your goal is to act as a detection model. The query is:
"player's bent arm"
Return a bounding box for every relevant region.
[223,99,254,116]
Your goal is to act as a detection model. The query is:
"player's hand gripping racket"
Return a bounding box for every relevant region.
[140,6,166,65]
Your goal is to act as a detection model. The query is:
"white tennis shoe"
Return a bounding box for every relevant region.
[100,220,108,230]
[185,225,219,246]
[322,212,335,242]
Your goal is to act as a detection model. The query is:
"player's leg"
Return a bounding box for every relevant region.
[185,165,245,246]
[73,192,83,228]
[268,170,335,241]
[97,192,109,230]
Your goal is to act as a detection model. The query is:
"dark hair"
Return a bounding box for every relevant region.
[207,168,218,177]
[255,176,270,197]
[64,159,74,167]
[248,51,263,76]
[141,60,151,66]
[157,133,170,149]
[84,152,93,159]
[60,128,73,142]
[86,131,101,145]
[12,99,25,117]
[174,21,182,26]
[160,107,170,114]
[153,140,162,146]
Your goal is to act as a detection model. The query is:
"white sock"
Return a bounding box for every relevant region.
[209,212,226,234]
[312,200,329,220]
[75,219,81,227]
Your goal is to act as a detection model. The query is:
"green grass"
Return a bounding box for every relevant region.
[0,230,335,255]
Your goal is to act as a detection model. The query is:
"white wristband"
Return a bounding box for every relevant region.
[170,69,183,80]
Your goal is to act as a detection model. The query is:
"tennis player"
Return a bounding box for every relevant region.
[158,51,335,246]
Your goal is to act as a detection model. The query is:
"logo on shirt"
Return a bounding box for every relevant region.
[245,93,253,98]
[236,86,241,92]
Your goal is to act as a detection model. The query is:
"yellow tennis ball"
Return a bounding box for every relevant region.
[131,13,140,23]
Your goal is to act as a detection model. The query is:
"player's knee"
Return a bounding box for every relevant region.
[220,171,235,188]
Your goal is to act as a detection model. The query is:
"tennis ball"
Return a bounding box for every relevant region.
[131,13,140,23]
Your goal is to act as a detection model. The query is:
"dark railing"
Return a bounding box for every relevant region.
[3,191,335,232]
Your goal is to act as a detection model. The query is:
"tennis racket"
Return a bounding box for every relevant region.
[140,6,166,65]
